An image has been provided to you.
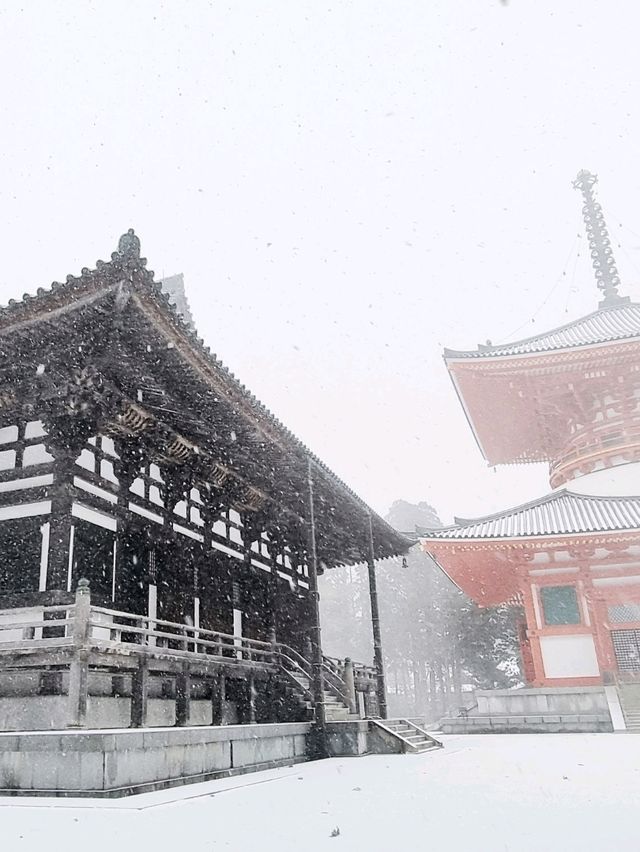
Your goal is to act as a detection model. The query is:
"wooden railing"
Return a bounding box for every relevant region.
[0,580,379,726]
[89,605,281,664]
[322,654,378,715]
[0,603,75,647]
[550,424,640,486]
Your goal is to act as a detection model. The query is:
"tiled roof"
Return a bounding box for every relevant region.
[444,301,640,359]
[419,491,640,540]
[0,230,410,559]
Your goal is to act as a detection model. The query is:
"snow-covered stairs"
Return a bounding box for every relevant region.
[618,683,640,731]
[374,719,444,753]
[288,671,356,722]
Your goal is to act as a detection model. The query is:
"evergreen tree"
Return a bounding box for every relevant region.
[319,499,522,721]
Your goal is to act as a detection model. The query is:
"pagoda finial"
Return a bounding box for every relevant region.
[573,170,624,308]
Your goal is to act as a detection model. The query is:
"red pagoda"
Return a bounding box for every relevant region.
[422,172,640,700]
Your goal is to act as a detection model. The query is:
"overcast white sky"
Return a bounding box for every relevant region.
[1,1,639,523]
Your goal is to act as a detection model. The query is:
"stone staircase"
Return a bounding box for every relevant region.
[618,683,640,731]
[374,719,444,753]
[288,670,357,722]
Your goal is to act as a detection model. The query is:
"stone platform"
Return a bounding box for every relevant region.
[440,686,618,734]
[0,722,311,797]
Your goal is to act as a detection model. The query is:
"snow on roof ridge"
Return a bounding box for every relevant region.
[443,301,640,360]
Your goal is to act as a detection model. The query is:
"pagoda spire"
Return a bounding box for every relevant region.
[573,170,626,308]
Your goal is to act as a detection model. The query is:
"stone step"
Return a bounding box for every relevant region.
[374,719,443,752]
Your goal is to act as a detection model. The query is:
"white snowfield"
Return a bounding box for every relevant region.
[2,734,639,851]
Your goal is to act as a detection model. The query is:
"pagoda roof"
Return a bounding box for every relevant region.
[0,229,410,565]
[444,301,640,361]
[419,490,640,542]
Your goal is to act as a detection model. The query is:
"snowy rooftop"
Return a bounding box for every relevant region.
[419,490,640,540]
[444,301,640,360]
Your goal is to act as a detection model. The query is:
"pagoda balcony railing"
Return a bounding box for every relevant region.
[0,582,377,728]
[550,424,640,487]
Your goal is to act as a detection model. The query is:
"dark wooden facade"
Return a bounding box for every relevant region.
[0,231,408,704]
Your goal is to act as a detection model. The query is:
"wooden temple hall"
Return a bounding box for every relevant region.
[0,230,409,734]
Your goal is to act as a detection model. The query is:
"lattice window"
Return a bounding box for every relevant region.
[608,604,640,624]
[612,630,640,672]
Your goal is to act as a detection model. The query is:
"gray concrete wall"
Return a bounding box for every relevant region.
[0,722,311,796]
[325,721,370,756]
[475,687,609,716]
[325,721,403,756]
[441,686,613,734]
[441,716,612,734]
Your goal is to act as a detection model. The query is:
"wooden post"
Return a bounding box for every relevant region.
[45,433,82,592]
[47,455,74,592]
[366,512,388,719]
[306,458,327,757]
[130,655,149,728]
[248,675,256,723]
[68,577,91,728]
[269,548,279,644]
[211,674,225,726]
[343,658,357,715]
[175,662,191,726]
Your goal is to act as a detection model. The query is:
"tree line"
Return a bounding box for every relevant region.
[319,499,521,721]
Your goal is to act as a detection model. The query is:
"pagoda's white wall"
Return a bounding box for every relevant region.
[540,634,600,679]
[561,460,640,497]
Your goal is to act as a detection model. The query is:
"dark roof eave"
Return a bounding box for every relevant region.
[0,238,404,553]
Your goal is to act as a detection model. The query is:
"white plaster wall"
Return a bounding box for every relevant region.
[540,634,600,678]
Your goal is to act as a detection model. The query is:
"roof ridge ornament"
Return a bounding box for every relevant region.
[117,228,141,259]
[572,170,628,308]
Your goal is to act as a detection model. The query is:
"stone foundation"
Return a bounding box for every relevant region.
[441,687,614,734]
[0,722,311,796]
[0,694,246,731]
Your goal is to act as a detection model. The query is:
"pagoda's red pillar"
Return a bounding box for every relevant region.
[520,582,546,686]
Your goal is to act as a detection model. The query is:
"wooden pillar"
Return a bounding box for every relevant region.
[130,656,149,727]
[248,675,256,723]
[306,458,327,757]
[175,662,191,726]
[46,455,75,591]
[112,437,143,606]
[67,578,91,727]
[44,408,96,592]
[269,543,280,643]
[211,673,226,726]
[365,512,388,719]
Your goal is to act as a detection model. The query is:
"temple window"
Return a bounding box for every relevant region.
[540,585,581,626]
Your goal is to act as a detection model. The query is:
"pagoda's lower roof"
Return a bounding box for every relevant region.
[444,301,640,360]
[419,490,640,541]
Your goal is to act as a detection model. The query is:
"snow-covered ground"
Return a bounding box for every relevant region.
[2,734,639,851]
